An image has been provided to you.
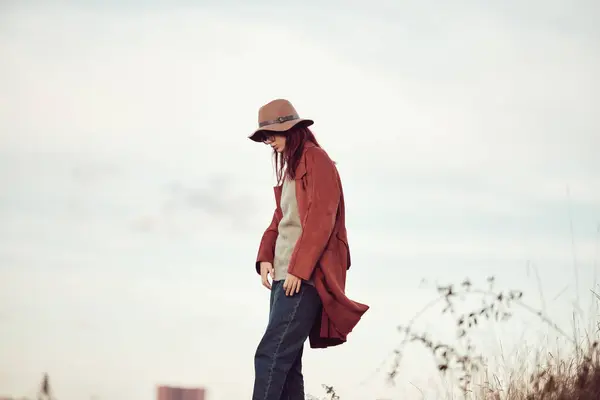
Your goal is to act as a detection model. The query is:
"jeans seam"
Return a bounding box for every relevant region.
[263,290,304,400]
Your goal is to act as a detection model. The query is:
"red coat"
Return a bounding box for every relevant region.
[255,142,369,348]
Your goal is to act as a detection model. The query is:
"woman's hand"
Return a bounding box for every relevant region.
[260,261,275,290]
[283,274,302,296]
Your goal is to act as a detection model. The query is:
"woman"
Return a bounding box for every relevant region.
[248,99,369,400]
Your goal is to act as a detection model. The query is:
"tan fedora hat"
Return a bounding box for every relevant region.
[248,99,314,142]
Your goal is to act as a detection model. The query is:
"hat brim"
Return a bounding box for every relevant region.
[248,119,314,142]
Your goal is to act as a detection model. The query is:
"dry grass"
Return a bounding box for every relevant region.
[475,342,600,399]
[314,277,600,400]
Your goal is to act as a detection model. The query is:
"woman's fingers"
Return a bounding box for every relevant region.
[269,265,275,280]
[261,271,271,290]
[282,277,301,296]
[260,263,273,290]
[263,278,271,290]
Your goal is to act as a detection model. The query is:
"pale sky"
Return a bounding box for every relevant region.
[1,1,599,399]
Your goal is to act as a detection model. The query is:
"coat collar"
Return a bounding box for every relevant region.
[273,141,316,191]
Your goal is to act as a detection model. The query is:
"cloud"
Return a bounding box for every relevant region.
[2,1,597,194]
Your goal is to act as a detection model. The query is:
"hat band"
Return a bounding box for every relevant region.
[258,114,299,128]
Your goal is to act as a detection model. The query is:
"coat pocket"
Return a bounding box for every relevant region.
[336,232,351,269]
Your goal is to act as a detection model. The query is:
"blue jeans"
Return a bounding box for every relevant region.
[252,280,322,400]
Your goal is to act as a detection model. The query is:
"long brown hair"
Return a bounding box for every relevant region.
[273,126,321,185]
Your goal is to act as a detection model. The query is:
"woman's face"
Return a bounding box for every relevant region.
[263,133,286,153]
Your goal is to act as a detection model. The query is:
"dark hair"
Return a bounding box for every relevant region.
[273,125,321,185]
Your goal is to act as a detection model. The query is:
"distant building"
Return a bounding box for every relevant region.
[156,385,206,400]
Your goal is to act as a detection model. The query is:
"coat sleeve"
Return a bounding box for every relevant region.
[287,148,341,281]
[255,206,282,274]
